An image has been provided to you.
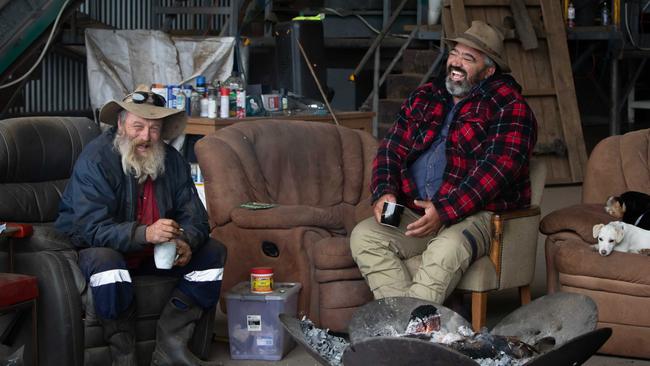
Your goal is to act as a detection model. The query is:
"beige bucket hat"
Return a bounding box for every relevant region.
[445,20,510,73]
[99,85,186,140]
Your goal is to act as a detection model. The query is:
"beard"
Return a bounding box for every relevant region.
[445,65,487,98]
[113,132,166,184]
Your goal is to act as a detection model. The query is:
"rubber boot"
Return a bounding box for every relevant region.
[100,304,137,366]
[150,290,221,366]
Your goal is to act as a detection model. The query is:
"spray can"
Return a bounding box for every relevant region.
[219,87,230,119]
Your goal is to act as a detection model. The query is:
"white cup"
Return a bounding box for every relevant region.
[154,242,178,269]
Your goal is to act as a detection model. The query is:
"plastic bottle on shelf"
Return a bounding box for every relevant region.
[207,87,217,119]
[182,85,193,115]
[190,88,201,117]
[601,1,610,26]
[196,75,207,95]
[567,1,576,29]
[200,89,209,118]
[224,72,244,118]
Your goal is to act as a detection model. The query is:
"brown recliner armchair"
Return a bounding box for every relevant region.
[195,119,377,332]
[540,128,650,359]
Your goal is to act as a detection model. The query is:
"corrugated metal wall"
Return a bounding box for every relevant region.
[7,0,234,116]
[8,52,90,115]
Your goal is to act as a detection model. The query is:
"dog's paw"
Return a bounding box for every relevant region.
[638,249,650,256]
[589,244,599,252]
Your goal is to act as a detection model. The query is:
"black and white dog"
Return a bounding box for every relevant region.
[605,191,650,230]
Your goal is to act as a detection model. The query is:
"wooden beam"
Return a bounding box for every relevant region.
[450,0,469,34]
[540,0,588,182]
[510,0,539,50]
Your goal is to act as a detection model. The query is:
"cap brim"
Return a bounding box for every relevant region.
[444,36,511,73]
[99,100,187,140]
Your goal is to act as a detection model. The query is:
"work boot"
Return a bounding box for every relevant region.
[100,304,137,366]
[150,290,220,366]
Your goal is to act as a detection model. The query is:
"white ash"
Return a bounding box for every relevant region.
[299,317,348,366]
[476,354,529,366]
[424,326,532,366]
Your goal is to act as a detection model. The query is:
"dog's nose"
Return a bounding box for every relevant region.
[600,250,608,256]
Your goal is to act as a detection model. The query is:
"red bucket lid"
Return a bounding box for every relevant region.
[251,267,273,274]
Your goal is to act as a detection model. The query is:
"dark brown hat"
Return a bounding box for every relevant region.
[445,20,510,72]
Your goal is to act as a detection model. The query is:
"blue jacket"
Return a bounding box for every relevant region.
[55,128,210,253]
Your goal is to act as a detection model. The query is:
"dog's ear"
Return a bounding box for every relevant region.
[593,224,604,238]
[614,223,625,243]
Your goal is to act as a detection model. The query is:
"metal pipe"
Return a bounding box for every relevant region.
[349,0,410,81]
[617,58,647,114]
[361,26,419,109]
[373,48,380,136]
[296,39,340,126]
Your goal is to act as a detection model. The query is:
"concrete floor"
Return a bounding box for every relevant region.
[205,184,650,365]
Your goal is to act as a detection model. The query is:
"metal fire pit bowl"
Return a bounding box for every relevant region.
[280,292,612,366]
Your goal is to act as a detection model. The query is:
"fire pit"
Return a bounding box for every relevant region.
[280,292,612,366]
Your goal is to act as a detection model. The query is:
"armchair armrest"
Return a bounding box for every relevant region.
[231,205,345,232]
[1,223,33,272]
[539,203,613,242]
[4,223,34,238]
[488,206,540,275]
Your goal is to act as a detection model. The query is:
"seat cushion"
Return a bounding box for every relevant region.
[456,256,498,291]
[0,273,38,306]
[554,240,650,296]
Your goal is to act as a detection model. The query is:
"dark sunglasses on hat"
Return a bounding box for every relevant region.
[123,91,166,107]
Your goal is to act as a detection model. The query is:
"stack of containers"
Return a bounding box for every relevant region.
[225,282,301,361]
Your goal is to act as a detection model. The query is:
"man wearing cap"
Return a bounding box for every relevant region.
[350,21,537,306]
[55,87,226,366]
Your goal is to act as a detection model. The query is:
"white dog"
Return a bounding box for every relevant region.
[592,221,650,256]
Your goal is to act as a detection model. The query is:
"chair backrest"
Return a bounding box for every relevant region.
[0,116,101,222]
[530,157,547,206]
[582,128,650,204]
[195,119,377,226]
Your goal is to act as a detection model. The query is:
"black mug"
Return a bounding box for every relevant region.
[381,201,405,228]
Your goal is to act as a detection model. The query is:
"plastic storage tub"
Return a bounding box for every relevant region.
[225,282,301,360]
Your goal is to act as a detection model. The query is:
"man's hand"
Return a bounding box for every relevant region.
[405,200,442,237]
[173,239,192,267]
[146,219,182,244]
[374,194,397,223]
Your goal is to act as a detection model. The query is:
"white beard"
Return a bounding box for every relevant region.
[113,132,166,184]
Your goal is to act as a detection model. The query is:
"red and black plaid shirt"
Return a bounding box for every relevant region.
[371,74,538,224]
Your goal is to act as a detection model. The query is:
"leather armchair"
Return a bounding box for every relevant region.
[0,117,214,366]
[195,120,377,332]
[540,128,650,359]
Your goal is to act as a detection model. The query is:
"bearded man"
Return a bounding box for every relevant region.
[350,21,538,306]
[55,87,226,366]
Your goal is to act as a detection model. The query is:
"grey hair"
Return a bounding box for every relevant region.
[484,55,496,69]
[118,110,128,125]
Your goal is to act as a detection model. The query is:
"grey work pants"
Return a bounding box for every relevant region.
[350,208,492,304]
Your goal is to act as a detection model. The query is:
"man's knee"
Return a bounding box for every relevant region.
[191,238,227,269]
[350,217,379,259]
[79,247,127,277]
